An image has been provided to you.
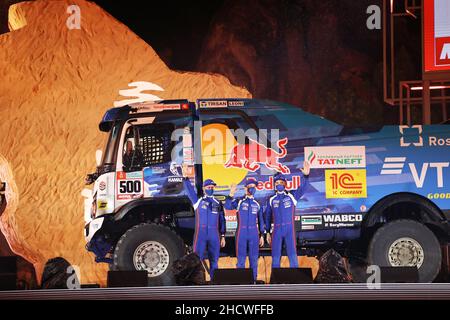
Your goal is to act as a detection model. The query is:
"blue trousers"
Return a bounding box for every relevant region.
[194,227,220,278]
[236,227,259,281]
[271,224,298,268]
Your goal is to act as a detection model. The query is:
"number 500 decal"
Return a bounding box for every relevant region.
[119,180,141,193]
[116,172,144,200]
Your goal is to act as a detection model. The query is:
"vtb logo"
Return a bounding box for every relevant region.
[380,157,449,188]
[399,125,423,147]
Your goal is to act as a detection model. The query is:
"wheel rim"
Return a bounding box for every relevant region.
[133,241,170,277]
[388,237,424,268]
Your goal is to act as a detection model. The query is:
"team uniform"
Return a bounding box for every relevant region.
[183,178,225,278]
[225,189,265,281]
[265,173,309,268]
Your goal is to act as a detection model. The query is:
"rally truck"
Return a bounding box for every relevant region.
[83,98,450,285]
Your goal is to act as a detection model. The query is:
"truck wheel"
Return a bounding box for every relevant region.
[367,219,442,283]
[112,223,185,286]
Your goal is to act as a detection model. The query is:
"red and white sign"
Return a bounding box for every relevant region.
[424,0,450,72]
[116,171,143,200]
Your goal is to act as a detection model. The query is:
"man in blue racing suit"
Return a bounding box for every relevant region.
[183,177,226,278]
[225,177,265,282]
[265,161,310,268]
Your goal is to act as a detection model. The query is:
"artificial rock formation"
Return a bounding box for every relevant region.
[0,0,319,286]
[0,0,250,286]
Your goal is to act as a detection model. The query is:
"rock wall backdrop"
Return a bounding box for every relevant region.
[0,0,319,286]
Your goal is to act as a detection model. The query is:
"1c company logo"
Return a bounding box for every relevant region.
[325,169,367,199]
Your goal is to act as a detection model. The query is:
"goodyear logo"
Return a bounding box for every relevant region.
[325,169,367,198]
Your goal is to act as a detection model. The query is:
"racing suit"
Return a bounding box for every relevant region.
[183,178,225,278]
[225,195,265,281]
[265,173,309,268]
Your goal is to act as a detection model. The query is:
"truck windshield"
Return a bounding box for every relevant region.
[101,122,121,166]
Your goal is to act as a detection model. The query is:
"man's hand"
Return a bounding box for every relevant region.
[220,236,226,248]
[259,236,264,247]
[300,160,311,176]
[266,233,271,245]
[229,183,237,197]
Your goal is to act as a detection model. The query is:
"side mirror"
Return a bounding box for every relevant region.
[95,149,103,167]
[81,188,92,198]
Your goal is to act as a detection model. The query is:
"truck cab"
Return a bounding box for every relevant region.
[84,98,450,284]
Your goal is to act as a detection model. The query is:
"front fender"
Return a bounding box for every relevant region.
[362,192,447,228]
[112,196,192,221]
[84,216,105,242]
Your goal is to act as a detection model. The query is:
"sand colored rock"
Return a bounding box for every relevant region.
[0,0,318,286]
[0,0,250,286]
[0,155,19,253]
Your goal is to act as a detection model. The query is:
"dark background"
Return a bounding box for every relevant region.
[90,0,422,126]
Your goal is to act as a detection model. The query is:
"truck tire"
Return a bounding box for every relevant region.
[112,223,185,286]
[367,219,441,283]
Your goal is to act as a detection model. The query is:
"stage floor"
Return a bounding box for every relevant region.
[0,283,450,300]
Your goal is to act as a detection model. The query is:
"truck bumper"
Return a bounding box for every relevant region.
[84,216,114,263]
[84,216,105,243]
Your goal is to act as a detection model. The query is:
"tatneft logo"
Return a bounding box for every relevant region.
[399,125,450,147]
[381,157,449,188]
[304,146,366,169]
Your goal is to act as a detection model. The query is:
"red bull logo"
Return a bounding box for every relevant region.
[256,175,302,191]
[224,137,290,174]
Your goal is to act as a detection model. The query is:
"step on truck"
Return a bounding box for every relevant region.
[83,98,450,285]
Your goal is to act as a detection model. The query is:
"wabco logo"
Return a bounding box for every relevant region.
[399,125,450,147]
[381,157,449,188]
[323,214,363,223]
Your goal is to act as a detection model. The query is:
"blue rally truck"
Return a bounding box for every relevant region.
[83,98,450,284]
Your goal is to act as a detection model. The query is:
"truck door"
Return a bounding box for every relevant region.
[114,110,195,209]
